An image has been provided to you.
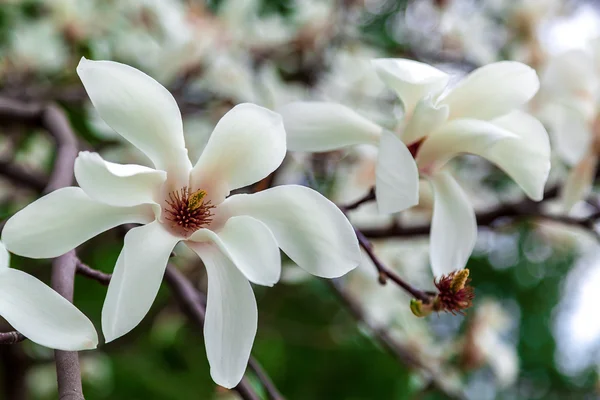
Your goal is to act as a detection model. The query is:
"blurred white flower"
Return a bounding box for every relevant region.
[0,241,97,351]
[464,300,519,387]
[7,20,68,74]
[538,46,600,211]
[280,59,550,275]
[2,58,360,389]
[397,0,506,66]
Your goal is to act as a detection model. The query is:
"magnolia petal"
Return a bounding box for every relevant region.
[102,221,179,342]
[77,58,191,186]
[541,50,598,100]
[561,152,598,212]
[74,151,166,207]
[188,216,281,287]
[372,58,449,114]
[429,171,477,276]
[440,61,539,120]
[543,103,592,166]
[0,242,8,271]
[484,111,551,201]
[278,102,382,151]
[375,130,419,214]
[1,187,153,259]
[0,268,98,350]
[218,185,360,278]
[415,119,519,173]
[191,104,286,204]
[401,95,449,145]
[190,244,257,389]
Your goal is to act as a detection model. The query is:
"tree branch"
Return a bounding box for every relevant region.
[0,97,85,399]
[75,260,111,285]
[75,261,283,400]
[355,228,433,302]
[52,251,84,400]
[0,332,26,345]
[327,280,465,400]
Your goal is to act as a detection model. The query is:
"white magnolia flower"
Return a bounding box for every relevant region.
[280,59,550,276]
[0,242,97,351]
[1,58,360,388]
[538,48,600,211]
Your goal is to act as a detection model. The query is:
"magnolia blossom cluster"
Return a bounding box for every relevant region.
[0,52,552,389]
[281,58,551,277]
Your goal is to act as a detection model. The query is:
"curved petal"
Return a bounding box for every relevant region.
[0,268,98,350]
[372,58,449,114]
[401,95,449,145]
[561,152,598,212]
[429,172,476,276]
[190,104,286,205]
[1,187,154,259]
[77,58,191,186]
[543,103,592,166]
[375,130,419,214]
[189,243,257,389]
[541,50,598,100]
[217,185,360,278]
[102,221,179,342]
[415,119,519,174]
[440,61,539,120]
[0,242,8,271]
[278,102,382,151]
[75,151,166,207]
[484,111,551,201]
[188,216,280,286]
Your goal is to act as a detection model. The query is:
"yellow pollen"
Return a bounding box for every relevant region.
[450,269,470,293]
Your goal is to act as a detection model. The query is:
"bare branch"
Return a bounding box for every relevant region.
[52,250,84,400]
[0,332,26,345]
[75,260,111,285]
[355,228,433,302]
[327,280,466,400]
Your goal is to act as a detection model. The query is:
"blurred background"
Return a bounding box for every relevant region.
[1,0,600,399]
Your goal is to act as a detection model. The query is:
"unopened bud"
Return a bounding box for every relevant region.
[410,299,433,317]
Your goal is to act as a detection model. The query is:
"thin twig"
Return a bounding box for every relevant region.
[355,228,433,302]
[0,160,46,192]
[75,261,279,400]
[164,266,282,400]
[0,332,26,345]
[248,358,285,400]
[75,260,111,285]
[327,280,465,400]
[341,187,375,212]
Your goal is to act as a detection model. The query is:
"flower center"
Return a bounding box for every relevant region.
[164,187,215,234]
[407,139,424,158]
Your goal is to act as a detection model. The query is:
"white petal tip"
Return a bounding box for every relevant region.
[83,338,98,350]
[77,57,90,72]
[211,370,242,389]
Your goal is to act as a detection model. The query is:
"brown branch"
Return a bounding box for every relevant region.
[52,251,84,400]
[355,228,433,302]
[360,204,600,239]
[0,332,26,345]
[164,266,269,400]
[248,358,285,400]
[0,160,46,192]
[341,187,375,212]
[40,104,78,192]
[75,261,281,400]
[75,260,111,285]
[0,97,85,399]
[327,280,465,400]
